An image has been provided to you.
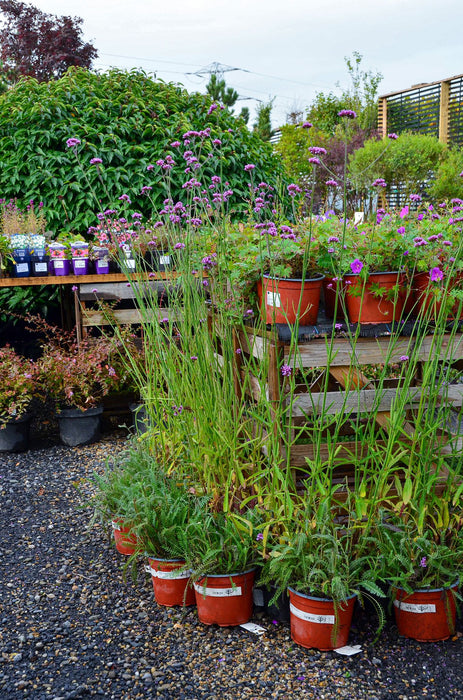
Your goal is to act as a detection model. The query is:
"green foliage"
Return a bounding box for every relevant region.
[348,132,447,199]
[429,147,463,202]
[0,67,284,233]
[206,73,238,108]
[307,52,382,135]
[253,100,275,142]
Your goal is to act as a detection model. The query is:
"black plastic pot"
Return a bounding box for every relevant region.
[129,402,149,434]
[57,406,103,446]
[0,414,31,452]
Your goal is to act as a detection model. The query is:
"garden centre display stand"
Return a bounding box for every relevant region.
[209,314,463,494]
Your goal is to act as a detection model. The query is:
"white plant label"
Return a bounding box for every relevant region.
[240,622,266,635]
[393,600,436,614]
[266,291,281,308]
[160,255,171,266]
[54,260,64,269]
[290,603,335,625]
[126,259,136,269]
[193,583,242,597]
[74,259,86,269]
[111,521,121,531]
[145,566,191,580]
[35,263,48,272]
[16,263,29,273]
[334,645,362,656]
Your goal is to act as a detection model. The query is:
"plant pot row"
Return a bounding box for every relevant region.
[258,271,463,325]
[111,521,459,647]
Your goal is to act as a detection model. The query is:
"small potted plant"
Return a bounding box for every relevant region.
[36,320,119,445]
[70,239,90,275]
[48,238,72,276]
[376,513,462,642]
[24,201,48,276]
[183,508,262,626]
[0,346,39,451]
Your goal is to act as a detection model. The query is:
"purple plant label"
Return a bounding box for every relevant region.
[393,600,436,614]
[193,583,242,597]
[266,291,281,308]
[290,603,335,625]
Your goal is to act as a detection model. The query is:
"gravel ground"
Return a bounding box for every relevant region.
[1,432,462,700]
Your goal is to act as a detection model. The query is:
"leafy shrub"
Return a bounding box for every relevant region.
[0,67,285,233]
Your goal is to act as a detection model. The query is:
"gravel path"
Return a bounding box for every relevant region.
[1,433,462,700]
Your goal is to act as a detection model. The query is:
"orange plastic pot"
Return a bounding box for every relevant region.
[392,583,458,642]
[112,517,137,556]
[194,569,255,626]
[257,274,324,325]
[146,557,195,607]
[414,272,463,321]
[344,271,405,324]
[289,588,356,650]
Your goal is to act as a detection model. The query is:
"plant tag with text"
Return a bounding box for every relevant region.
[266,291,281,308]
[240,622,266,635]
[193,583,242,597]
[394,600,436,614]
[290,603,335,625]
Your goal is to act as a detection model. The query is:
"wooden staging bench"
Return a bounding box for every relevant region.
[210,316,463,491]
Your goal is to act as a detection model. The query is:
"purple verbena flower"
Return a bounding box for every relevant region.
[338,109,357,119]
[281,364,292,377]
[388,133,399,140]
[66,137,81,148]
[244,164,256,172]
[89,157,102,165]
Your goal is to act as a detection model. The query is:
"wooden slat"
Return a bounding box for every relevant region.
[81,308,177,326]
[285,335,463,368]
[79,280,171,301]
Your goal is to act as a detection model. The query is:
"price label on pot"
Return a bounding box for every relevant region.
[34,263,47,273]
[266,291,281,308]
[160,255,171,266]
[16,263,29,273]
[74,259,86,269]
[145,566,191,580]
[290,603,335,625]
[393,600,436,614]
[54,260,65,269]
[193,583,242,597]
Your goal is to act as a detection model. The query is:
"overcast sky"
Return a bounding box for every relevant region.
[30,0,463,127]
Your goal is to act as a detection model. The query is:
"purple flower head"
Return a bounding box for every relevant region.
[372,178,387,188]
[388,133,399,140]
[244,164,256,172]
[308,157,320,165]
[281,364,292,377]
[410,193,422,202]
[309,146,327,156]
[108,366,116,376]
[350,258,363,274]
[399,355,409,362]
[397,226,405,235]
[301,121,313,129]
[256,533,264,541]
[420,557,427,568]
[430,267,444,282]
[170,141,181,148]
[89,157,102,165]
[147,164,155,171]
[334,323,343,330]
[66,137,81,148]
[325,179,339,187]
[141,185,153,195]
[287,183,302,196]
[399,205,409,219]
[459,171,463,178]
[207,103,219,115]
[174,242,185,249]
[338,109,357,119]
[71,285,78,292]
[212,138,222,146]
[118,194,131,203]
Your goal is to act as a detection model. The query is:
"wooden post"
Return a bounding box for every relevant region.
[439,81,450,144]
[378,97,388,138]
